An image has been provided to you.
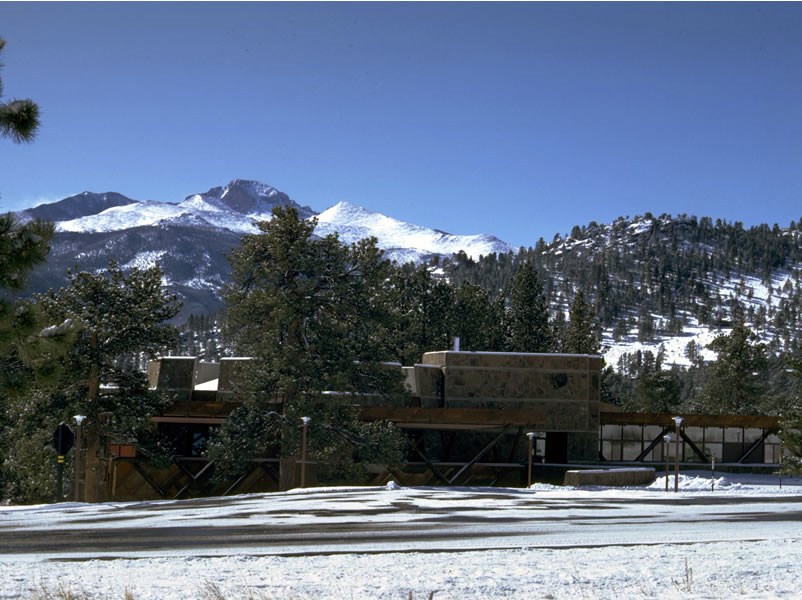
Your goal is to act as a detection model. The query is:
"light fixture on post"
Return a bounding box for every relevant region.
[663,434,672,492]
[300,416,311,488]
[673,416,684,493]
[73,415,86,502]
[526,432,535,488]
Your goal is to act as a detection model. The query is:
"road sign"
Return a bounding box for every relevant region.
[52,422,75,454]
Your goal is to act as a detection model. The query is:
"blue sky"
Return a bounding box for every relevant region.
[1,2,802,247]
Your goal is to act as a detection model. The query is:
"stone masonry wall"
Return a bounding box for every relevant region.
[417,351,601,434]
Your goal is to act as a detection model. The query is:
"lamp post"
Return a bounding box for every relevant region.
[673,416,683,493]
[300,416,310,488]
[663,434,672,492]
[73,415,86,502]
[526,432,535,488]
[711,452,716,492]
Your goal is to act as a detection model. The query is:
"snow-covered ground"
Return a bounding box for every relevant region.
[1,473,801,599]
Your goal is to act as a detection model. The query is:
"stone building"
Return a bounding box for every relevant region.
[94,351,602,499]
[80,351,782,501]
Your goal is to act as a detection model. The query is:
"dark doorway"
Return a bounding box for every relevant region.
[545,432,568,464]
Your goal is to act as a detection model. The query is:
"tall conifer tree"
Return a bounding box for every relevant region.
[505,261,553,352]
[212,207,407,484]
[700,322,767,415]
[561,291,600,355]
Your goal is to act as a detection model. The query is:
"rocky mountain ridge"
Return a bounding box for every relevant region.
[14,179,513,320]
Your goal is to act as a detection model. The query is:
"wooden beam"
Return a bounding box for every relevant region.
[360,406,546,427]
[448,426,511,485]
[633,426,673,462]
[173,459,215,499]
[601,411,780,429]
[679,429,709,463]
[413,446,452,485]
[152,416,226,425]
[131,462,166,497]
[159,401,243,418]
[223,469,252,496]
[738,428,777,464]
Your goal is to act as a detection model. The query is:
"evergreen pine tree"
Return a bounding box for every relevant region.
[0,38,40,143]
[29,262,181,502]
[450,281,505,351]
[700,322,768,414]
[387,263,454,364]
[561,291,600,354]
[211,207,407,485]
[505,261,553,352]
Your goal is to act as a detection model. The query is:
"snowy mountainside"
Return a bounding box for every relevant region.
[37,180,507,261]
[531,214,802,368]
[20,191,135,222]
[54,179,316,234]
[13,179,513,321]
[316,201,512,262]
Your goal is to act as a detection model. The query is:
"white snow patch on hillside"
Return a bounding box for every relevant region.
[602,317,721,369]
[56,198,274,235]
[315,201,511,261]
[122,251,167,271]
[182,276,220,290]
[57,201,182,232]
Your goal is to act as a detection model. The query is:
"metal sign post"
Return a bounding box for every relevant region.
[673,416,684,493]
[711,453,716,492]
[73,415,86,502]
[51,422,74,502]
[300,416,311,488]
[526,432,535,488]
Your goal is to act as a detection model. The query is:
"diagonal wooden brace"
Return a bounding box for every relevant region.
[448,425,512,485]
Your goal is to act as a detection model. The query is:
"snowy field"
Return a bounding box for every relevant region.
[1,472,801,599]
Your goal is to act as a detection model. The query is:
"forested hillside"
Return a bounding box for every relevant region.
[441,213,802,416]
[6,207,802,502]
[447,213,802,350]
[173,212,802,418]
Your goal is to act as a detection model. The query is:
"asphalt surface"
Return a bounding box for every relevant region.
[3,488,802,559]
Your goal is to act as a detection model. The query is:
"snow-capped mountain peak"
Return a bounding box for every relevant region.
[41,181,512,263]
[315,200,512,261]
[52,180,317,234]
[182,179,314,218]
[13,178,517,319]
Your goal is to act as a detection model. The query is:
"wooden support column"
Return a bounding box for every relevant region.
[279,456,297,491]
[640,424,645,458]
[599,424,606,461]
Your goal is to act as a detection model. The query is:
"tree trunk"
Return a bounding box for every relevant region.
[83,353,109,502]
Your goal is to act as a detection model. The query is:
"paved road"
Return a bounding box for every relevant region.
[3,487,802,559]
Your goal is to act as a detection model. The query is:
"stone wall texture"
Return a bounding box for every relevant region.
[563,468,656,487]
[415,352,601,434]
